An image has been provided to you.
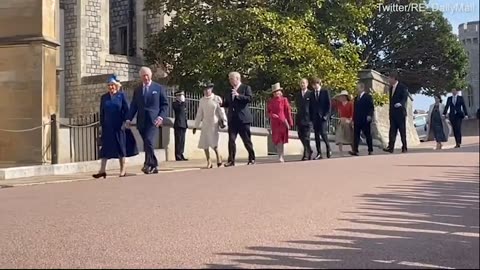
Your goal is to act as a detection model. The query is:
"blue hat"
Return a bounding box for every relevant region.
[107,74,120,84]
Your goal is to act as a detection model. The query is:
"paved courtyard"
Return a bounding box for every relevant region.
[0,140,478,269]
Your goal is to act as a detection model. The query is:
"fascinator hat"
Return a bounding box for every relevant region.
[107,74,122,86]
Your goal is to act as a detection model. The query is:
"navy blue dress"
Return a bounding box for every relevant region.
[99,91,138,159]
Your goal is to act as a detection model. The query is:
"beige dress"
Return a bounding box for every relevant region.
[194,95,227,149]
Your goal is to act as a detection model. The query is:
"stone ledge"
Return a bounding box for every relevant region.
[106,54,143,65]
[0,149,165,180]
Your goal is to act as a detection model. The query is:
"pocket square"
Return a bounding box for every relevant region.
[152,91,158,94]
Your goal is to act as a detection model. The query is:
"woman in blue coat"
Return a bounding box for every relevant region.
[93,75,138,178]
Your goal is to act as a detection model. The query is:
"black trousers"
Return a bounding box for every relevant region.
[297,124,312,157]
[138,124,158,168]
[313,119,330,154]
[450,116,463,145]
[228,123,255,163]
[388,113,407,150]
[174,127,186,160]
[353,122,373,153]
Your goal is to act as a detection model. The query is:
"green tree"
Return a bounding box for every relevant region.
[360,0,469,96]
[143,0,378,97]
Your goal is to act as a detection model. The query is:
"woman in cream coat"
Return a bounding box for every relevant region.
[193,84,228,168]
[426,94,451,150]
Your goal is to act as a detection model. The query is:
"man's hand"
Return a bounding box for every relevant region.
[125,120,132,129]
[154,117,163,127]
[232,90,239,97]
[366,116,372,122]
[394,103,402,108]
[192,128,197,135]
[465,115,469,120]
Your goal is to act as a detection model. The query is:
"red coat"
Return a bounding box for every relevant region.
[268,97,293,144]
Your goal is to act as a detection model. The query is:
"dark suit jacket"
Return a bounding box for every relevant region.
[127,81,169,130]
[172,100,188,129]
[295,90,312,126]
[309,89,331,122]
[389,82,408,118]
[222,83,253,124]
[443,95,468,119]
[353,92,374,126]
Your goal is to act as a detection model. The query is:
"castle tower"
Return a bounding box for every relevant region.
[458,21,479,117]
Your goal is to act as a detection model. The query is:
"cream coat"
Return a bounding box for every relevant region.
[194,95,227,149]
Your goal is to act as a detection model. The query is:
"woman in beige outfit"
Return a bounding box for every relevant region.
[193,84,228,168]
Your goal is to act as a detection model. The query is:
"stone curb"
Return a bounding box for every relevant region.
[0,150,166,180]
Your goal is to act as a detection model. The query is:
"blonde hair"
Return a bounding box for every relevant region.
[228,71,241,80]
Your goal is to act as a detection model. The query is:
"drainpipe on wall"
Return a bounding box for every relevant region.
[128,0,135,56]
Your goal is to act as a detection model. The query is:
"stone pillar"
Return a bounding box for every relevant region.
[136,0,146,58]
[0,0,60,164]
[358,69,420,149]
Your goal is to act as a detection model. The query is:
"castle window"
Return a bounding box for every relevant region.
[473,38,478,44]
[117,26,128,55]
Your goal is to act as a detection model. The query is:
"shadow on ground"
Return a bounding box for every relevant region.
[207,166,480,269]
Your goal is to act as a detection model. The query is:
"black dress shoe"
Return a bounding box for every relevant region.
[383,147,393,153]
[149,167,159,174]
[402,147,408,153]
[247,160,256,165]
[92,172,107,179]
[368,151,373,155]
[224,161,235,167]
[349,151,359,156]
[326,151,332,158]
[301,156,307,161]
[141,165,149,174]
[314,154,323,160]
[181,157,189,161]
[455,144,460,148]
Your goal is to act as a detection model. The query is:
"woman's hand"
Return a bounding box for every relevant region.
[272,114,279,119]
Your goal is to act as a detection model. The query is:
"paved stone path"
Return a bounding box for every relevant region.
[0,138,478,268]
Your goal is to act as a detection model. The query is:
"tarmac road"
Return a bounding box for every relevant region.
[0,144,478,269]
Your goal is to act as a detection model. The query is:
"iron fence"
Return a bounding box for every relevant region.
[56,91,339,163]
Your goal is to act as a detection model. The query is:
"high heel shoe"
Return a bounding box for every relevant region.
[93,172,107,179]
[119,173,127,177]
[206,161,213,169]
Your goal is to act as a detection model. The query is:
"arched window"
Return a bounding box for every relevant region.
[465,84,474,108]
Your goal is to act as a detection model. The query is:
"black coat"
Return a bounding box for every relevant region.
[222,84,253,124]
[172,100,188,129]
[389,82,409,118]
[295,90,312,126]
[353,92,375,126]
[309,89,331,122]
[443,95,468,119]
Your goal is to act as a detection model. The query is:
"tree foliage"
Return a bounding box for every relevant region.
[144,0,379,97]
[360,0,469,96]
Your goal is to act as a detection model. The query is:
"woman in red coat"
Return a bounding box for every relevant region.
[268,83,294,162]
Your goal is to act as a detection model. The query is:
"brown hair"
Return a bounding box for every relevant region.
[311,77,322,85]
[388,71,399,81]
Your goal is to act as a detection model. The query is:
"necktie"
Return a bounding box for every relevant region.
[453,96,456,105]
[143,85,148,102]
[316,91,319,100]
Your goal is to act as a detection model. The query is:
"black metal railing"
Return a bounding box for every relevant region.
[53,91,339,163]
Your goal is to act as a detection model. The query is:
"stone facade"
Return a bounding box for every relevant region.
[59,0,168,117]
[458,21,479,117]
[0,0,60,165]
[359,70,420,149]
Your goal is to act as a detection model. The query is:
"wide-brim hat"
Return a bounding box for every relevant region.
[271,83,283,93]
[334,90,351,100]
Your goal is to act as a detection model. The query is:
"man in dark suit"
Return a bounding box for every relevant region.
[172,90,188,161]
[222,71,256,167]
[295,78,313,161]
[443,88,469,148]
[349,82,374,156]
[127,67,169,174]
[309,77,332,159]
[383,71,409,153]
